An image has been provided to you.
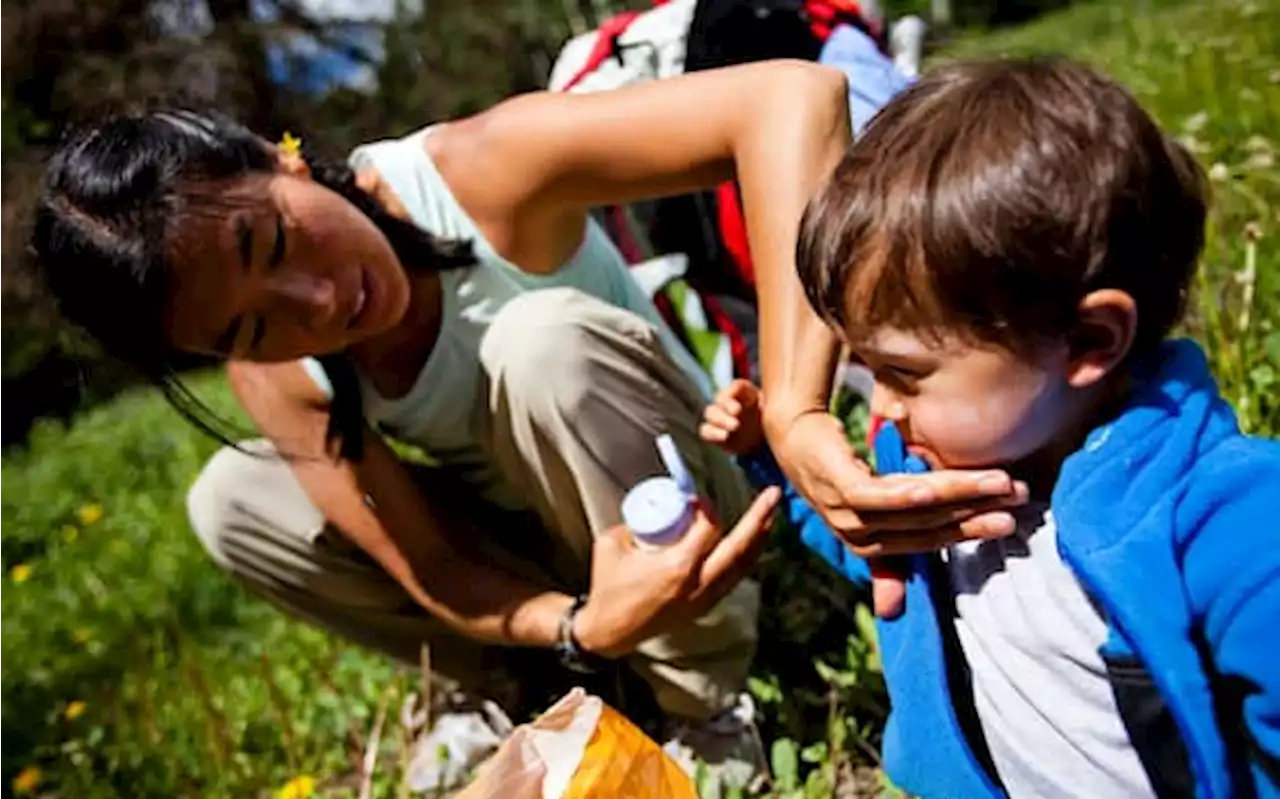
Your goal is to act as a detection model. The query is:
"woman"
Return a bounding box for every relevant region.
[32,59,1024,771]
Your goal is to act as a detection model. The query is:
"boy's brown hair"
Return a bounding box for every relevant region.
[797,57,1208,359]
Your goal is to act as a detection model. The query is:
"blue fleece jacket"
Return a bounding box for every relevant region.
[745,340,1280,798]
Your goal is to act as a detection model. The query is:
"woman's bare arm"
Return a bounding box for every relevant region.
[429,60,1027,543]
[224,361,781,656]
[228,360,575,647]
[434,58,851,429]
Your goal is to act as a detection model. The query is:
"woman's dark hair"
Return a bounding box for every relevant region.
[31,107,474,460]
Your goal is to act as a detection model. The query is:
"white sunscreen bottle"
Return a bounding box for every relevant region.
[621,434,697,551]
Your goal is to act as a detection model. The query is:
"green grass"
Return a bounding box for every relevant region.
[4,0,1279,796]
[0,373,873,799]
[2,380,408,798]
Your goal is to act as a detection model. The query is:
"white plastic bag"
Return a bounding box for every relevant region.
[458,688,697,799]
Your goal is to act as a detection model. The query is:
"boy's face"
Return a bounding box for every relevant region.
[854,329,1078,470]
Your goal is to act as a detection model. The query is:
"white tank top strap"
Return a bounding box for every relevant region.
[347,126,480,243]
[302,124,713,507]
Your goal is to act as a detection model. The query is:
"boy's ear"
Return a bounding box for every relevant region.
[1066,289,1137,389]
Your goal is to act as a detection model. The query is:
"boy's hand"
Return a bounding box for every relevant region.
[700,379,766,455]
[870,560,908,619]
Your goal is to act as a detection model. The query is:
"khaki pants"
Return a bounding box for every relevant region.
[186,288,758,721]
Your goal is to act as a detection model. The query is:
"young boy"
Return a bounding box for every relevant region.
[703,58,1280,798]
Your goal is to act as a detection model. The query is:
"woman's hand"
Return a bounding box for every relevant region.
[771,410,1029,557]
[770,411,1028,619]
[573,487,782,658]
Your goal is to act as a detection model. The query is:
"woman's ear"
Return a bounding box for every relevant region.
[1066,289,1138,389]
[354,168,412,221]
[274,146,312,179]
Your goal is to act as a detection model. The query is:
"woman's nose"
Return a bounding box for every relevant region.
[263,271,338,326]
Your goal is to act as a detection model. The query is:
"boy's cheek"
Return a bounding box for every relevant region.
[909,395,1045,468]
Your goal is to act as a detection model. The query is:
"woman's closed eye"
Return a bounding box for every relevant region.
[219,212,286,356]
[249,315,267,351]
[247,215,288,353]
[270,213,286,268]
[239,211,288,272]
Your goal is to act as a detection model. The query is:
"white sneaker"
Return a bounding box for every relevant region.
[403,692,514,793]
[662,693,768,795]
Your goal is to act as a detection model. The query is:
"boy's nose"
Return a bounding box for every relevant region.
[869,382,907,422]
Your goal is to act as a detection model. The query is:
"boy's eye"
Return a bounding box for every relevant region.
[883,365,922,382]
[875,364,928,396]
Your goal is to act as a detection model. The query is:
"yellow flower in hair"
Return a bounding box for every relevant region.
[279,131,303,157]
[65,700,87,721]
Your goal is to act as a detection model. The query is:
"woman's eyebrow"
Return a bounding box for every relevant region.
[250,316,267,350]
[215,315,243,355]
[270,213,286,268]
[236,215,254,271]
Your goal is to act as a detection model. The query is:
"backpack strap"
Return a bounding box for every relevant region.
[714,181,755,290]
[600,205,651,264]
[700,291,752,382]
[559,11,644,91]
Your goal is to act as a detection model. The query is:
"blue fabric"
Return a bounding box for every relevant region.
[741,447,871,585]
[817,24,915,134]
[740,340,1280,797]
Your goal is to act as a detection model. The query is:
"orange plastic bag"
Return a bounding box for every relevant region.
[457,688,697,799]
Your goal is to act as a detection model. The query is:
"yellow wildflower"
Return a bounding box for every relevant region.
[277,775,316,799]
[62,525,79,543]
[77,503,104,525]
[65,700,87,721]
[11,766,40,794]
[279,132,303,158]
[72,628,93,644]
[10,564,32,583]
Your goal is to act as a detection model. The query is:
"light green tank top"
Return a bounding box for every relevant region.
[304,125,710,507]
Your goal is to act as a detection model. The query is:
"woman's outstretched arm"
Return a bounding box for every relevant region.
[431,60,1027,552]
[432,59,853,490]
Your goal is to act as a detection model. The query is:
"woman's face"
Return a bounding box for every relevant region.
[164,172,411,362]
